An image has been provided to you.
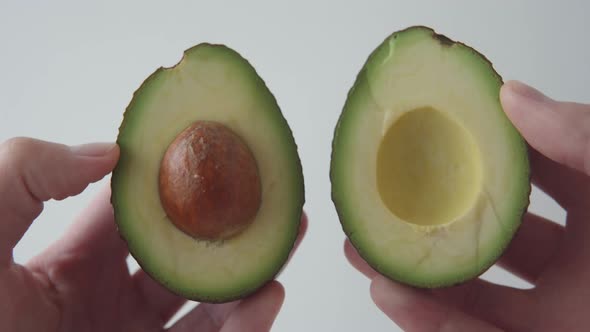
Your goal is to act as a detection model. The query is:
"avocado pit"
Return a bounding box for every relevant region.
[158,121,262,240]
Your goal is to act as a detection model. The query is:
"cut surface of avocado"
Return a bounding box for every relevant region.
[331,26,530,288]
[111,44,304,302]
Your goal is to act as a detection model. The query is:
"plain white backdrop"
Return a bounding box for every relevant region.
[1,1,588,331]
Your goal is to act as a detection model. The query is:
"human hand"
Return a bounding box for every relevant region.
[0,137,307,332]
[345,80,590,331]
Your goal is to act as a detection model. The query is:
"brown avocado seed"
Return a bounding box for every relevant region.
[158,121,262,240]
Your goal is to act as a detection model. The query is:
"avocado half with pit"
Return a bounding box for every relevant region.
[111,44,304,302]
[331,26,530,288]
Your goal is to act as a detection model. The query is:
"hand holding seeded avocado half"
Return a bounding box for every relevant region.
[345,80,590,331]
[0,43,308,332]
[0,138,307,331]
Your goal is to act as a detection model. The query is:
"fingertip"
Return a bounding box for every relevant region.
[370,276,445,331]
[343,239,357,263]
[500,80,554,121]
[369,275,393,306]
[265,281,286,320]
[75,142,119,164]
[219,280,285,332]
[110,143,121,159]
[500,80,525,95]
[278,213,307,277]
[70,142,118,157]
[500,80,526,103]
[288,210,308,257]
[344,239,378,279]
[247,280,285,318]
[501,80,550,102]
[499,79,517,96]
[371,275,429,311]
[249,280,285,309]
[500,81,590,175]
[267,280,285,298]
[106,143,120,168]
[370,276,410,325]
[299,210,308,239]
[73,143,120,184]
[275,282,286,306]
[343,240,357,265]
[500,80,525,121]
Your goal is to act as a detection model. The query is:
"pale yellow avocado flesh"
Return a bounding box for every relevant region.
[377,107,483,227]
[331,26,530,287]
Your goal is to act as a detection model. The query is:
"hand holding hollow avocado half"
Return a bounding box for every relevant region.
[341,26,590,332]
[331,26,530,288]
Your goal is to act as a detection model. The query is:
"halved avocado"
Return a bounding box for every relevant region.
[331,26,530,288]
[111,44,304,302]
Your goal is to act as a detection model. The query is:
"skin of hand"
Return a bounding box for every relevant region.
[345,80,590,332]
[0,138,308,332]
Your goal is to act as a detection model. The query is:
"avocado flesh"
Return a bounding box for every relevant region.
[111,44,304,302]
[331,26,530,288]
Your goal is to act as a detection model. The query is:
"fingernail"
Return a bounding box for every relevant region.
[504,80,550,104]
[70,142,117,157]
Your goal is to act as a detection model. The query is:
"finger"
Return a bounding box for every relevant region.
[135,211,306,326]
[431,279,535,331]
[529,147,590,211]
[344,239,378,279]
[500,80,590,177]
[219,281,284,332]
[38,185,127,260]
[292,211,308,257]
[0,138,119,266]
[371,275,503,332]
[277,211,308,276]
[131,271,188,326]
[167,301,239,332]
[27,185,128,277]
[167,281,284,332]
[347,234,536,330]
[497,212,564,283]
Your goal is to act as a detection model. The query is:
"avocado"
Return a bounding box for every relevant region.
[111,44,304,303]
[331,26,530,288]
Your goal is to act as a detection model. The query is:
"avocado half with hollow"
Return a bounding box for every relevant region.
[111,44,304,302]
[331,26,530,288]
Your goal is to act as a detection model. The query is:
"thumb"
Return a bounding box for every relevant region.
[0,137,119,266]
[500,80,590,175]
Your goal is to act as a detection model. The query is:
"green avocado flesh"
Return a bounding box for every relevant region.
[331,26,530,288]
[111,44,304,302]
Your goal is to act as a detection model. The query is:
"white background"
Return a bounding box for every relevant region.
[1,1,587,331]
